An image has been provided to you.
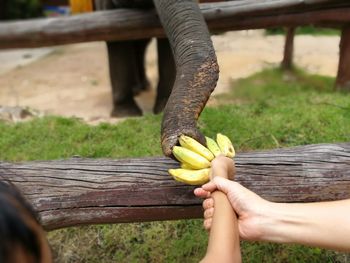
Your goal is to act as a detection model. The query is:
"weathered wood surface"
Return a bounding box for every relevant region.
[335,26,350,92]
[1,143,349,231]
[0,0,349,49]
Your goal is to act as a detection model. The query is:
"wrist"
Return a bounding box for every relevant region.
[210,156,234,180]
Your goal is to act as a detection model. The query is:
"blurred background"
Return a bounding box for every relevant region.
[0,0,92,19]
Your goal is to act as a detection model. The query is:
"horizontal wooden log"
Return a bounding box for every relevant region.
[209,8,349,32]
[1,143,350,231]
[0,0,349,49]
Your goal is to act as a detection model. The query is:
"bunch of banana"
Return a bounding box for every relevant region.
[168,133,235,185]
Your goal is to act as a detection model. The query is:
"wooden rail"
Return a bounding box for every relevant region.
[0,0,349,49]
[1,143,349,231]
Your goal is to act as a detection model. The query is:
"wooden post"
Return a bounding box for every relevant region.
[1,143,350,231]
[281,27,296,70]
[335,26,350,92]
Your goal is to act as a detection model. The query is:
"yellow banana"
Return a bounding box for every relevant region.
[205,136,222,157]
[179,135,214,161]
[216,133,235,158]
[172,146,211,169]
[180,162,196,169]
[169,168,210,185]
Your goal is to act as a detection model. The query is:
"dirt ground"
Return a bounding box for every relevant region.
[0,30,340,124]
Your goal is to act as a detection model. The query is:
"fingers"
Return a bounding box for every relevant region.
[194,181,217,198]
[201,181,218,192]
[203,218,212,231]
[194,169,234,198]
[194,187,211,198]
[196,176,241,206]
[203,198,214,231]
[204,207,214,219]
[211,176,233,195]
[202,198,214,210]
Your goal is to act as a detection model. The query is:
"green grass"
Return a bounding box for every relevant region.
[1,68,349,262]
[0,115,163,161]
[212,68,350,150]
[266,26,340,36]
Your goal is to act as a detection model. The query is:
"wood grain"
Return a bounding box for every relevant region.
[1,143,349,230]
[0,0,349,49]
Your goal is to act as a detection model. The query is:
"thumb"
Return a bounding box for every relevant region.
[211,177,234,195]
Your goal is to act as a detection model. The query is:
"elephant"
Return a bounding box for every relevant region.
[95,0,176,117]
[96,0,219,157]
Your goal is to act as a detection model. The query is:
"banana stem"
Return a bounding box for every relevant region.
[201,156,241,263]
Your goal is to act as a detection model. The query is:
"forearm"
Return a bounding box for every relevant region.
[201,156,241,263]
[202,191,241,263]
[260,199,350,251]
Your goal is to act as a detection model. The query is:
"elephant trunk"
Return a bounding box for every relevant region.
[153,0,219,157]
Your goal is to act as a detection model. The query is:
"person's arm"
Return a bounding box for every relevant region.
[195,177,350,252]
[200,156,241,263]
[262,199,350,251]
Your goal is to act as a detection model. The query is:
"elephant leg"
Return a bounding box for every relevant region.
[106,41,142,117]
[96,0,147,117]
[133,39,151,95]
[153,38,176,114]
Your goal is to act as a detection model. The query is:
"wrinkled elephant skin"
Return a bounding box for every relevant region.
[96,0,219,157]
[154,0,219,157]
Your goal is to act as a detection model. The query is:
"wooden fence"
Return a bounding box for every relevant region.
[0,0,349,48]
[1,143,350,231]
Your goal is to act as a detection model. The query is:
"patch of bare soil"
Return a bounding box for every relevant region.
[0,30,340,123]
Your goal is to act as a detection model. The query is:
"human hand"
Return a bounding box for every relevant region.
[210,155,235,180]
[194,177,273,241]
[200,156,241,262]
